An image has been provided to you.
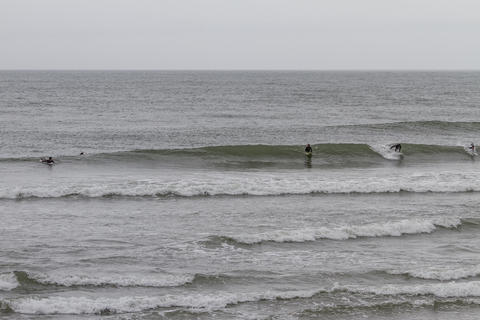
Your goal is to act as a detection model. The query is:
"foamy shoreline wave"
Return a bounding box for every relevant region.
[2,289,320,315]
[6,280,480,315]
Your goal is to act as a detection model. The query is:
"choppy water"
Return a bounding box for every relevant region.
[1,71,480,319]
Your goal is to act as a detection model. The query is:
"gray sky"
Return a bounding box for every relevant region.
[1,0,479,70]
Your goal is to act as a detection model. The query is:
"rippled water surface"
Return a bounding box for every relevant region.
[1,71,480,319]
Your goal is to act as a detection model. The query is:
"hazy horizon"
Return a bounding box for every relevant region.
[2,68,480,71]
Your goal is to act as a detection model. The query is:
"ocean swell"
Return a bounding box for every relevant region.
[1,141,477,168]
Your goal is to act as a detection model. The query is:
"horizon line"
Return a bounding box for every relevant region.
[1,68,480,72]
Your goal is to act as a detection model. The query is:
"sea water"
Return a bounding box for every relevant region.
[1,71,480,319]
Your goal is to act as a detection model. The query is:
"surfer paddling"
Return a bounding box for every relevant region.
[390,143,401,152]
[40,157,55,164]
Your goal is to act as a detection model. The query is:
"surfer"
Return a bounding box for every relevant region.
[390,143,401,152]
[469,143,475,152]
[40,157,55,164]
[305,144,312,154]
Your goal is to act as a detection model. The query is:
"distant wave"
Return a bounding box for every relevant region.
[0,141,477,169]
[204,217,461,245]
[334,120,480,131]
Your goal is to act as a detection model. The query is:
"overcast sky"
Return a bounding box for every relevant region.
[1,0,479,70]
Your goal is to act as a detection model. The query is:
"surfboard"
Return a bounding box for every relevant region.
[305,152,312,157]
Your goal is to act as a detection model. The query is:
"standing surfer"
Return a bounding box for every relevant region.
[390,144,402,152]
[305,144,312,154]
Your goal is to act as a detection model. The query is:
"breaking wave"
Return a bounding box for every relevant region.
[206,217,461,245]
[387,266,480,281]
[4,271,269,290]
[10,271,195,288]
[0,273,18,291]
[0,289,320,315]
[339,280,480,298]
[4,169,480,199]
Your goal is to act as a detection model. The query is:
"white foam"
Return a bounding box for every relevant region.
[369,144,403,160]
[5,289,320,314]
[341,280,480,298]
[0,273,18,291]
[29,271,194,287]
[227,217,461,244]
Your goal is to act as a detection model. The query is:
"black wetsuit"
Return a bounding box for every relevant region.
[390,144,401,152]
[305,146,312,153]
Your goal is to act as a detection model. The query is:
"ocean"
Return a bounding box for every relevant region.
[1,71,480,319]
